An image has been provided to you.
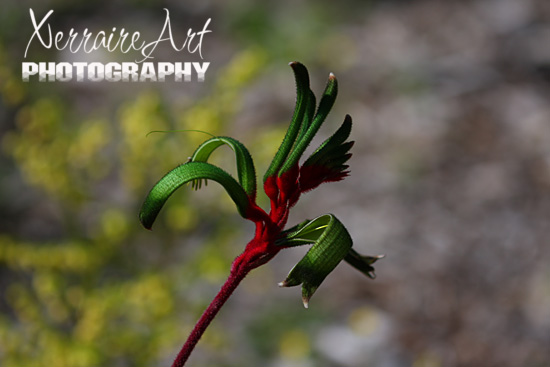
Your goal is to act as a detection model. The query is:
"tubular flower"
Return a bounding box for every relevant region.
[139,62,383,367]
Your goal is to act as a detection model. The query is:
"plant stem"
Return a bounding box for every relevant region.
[171,266,249,367]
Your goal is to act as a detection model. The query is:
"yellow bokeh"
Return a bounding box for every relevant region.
[279,329,311,360]
[348,306,381,336]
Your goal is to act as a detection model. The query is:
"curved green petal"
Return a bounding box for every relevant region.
[264,62,311,181]
[296,90,316,144]
[139,162,250,230]
[278,214,352,308]
[279,72,338,175]
[190,136,257,199]
[278,214,383,307]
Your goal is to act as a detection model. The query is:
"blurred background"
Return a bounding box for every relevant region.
[1,0,550,366]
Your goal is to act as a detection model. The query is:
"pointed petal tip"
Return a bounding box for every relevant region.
[302,297,310,309]
[278,280,287,287]
[329,72,336,79]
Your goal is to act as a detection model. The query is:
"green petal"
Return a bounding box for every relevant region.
[264,62,311,180]
[279,72,338,174]
[344,249,385,279]
[303,114,352,168]
[190,136,257,199]
[278,214,352,308]
[139,162,250,229]
[296,90,316,143]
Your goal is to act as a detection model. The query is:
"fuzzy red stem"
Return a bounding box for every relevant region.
[171,176,292,366]
[170,266,249,367]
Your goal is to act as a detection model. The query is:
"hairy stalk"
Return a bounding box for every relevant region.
[172,218,281,366]
[171,258,250,367]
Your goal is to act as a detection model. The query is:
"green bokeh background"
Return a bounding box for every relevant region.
[1,1,550,367]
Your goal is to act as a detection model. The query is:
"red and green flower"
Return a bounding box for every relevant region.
[139,62,383,367]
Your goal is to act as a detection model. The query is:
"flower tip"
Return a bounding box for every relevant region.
[289,61,303,69]
[329,72,336,79]
[139,214,153,231]
[141,223,153,231]
[278,280,288,287]
[302,297,310,309]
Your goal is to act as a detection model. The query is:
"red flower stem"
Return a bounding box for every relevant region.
[171,266,250,367]
[170,188,286,366]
